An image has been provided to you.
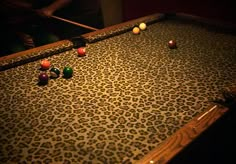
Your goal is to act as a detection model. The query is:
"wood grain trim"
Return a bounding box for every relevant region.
[136,105,228,164]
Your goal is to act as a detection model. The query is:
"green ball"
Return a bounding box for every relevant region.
[63,66,73,78]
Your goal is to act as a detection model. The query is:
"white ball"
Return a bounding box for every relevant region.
[139,23,147,30]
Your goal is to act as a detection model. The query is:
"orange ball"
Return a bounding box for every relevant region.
[132,27,140,35]
[40,59,51,70]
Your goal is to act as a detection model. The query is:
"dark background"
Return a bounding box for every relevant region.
[1,0,236,56]
[121,0,236,24]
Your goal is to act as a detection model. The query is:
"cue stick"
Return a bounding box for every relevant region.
[51,15,99,31]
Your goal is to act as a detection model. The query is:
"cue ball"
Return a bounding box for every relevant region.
[139,23,147,30]
[63,66,73,78]
[168,40,177,49]
[50,67,60,78]
[38,72,49,83]
[132,27,140,34]
[40,59,51,70]
[77,47,86,56]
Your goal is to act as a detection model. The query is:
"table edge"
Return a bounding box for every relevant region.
[136,104,229,164]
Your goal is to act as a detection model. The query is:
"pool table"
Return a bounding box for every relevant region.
[0,13,236,164]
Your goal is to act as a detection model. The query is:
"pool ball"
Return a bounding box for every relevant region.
[132,27,140,35]
[77,47,86,56]
[63,66,73,78]
[168,40,177,49]
[139,23,147,30]
[38,72,49,84]
[40,59,51,70]
[50,67,60,78]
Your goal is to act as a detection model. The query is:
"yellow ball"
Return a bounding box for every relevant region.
[139,23,147,30]
[132,27,140,34]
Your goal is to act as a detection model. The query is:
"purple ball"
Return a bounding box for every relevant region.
[38,72,49,83]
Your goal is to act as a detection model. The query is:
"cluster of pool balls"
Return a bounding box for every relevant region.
[132,22,147,34]
[38,59,73,84]
[132,22,177,49]
[38,46,86,84]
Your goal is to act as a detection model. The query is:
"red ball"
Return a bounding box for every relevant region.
[168,40,177,49]
[40,59,51,70]
[77,47,86,56]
